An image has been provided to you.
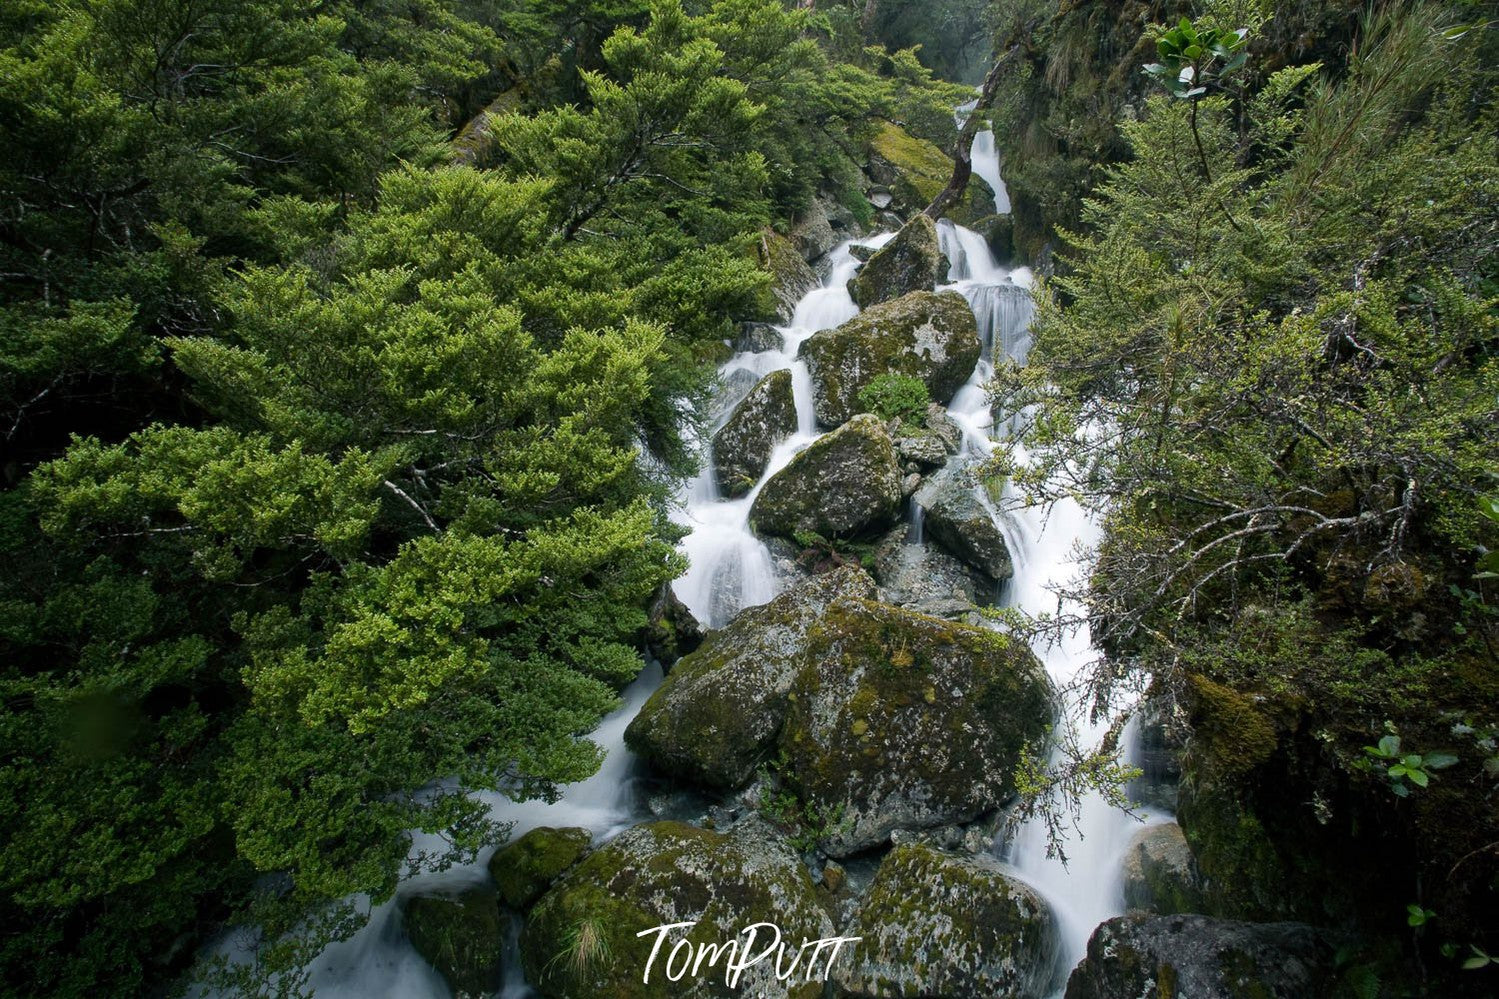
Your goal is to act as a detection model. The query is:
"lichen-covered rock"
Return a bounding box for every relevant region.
[625,567,877,789]
[750,415,901,540]
[737,321,785,354]
[896,431,948,470]
[789,199,837,262]
[1064,914,1340,999]
[403,885,505,998]
[914,466,1013,580]
[1121,822,1206,916]
[871,526,993,618]
[924,404,964,453]
[755,229,820,323]
[779,598,1051,855]
[641,584,702,668]
[521,819,833,999]
[489,827,594,911]
[835,843,1057,998]
[801,291,980,429]
[848,214,944,309]
[709,367,761,427]
[712,369,797,497]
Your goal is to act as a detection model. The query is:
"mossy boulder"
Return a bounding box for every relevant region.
[1120,822,1206,916]
[402,885,505,998]
[641,583,702,668]
[801,291,980,429]
[489,826,594,911]
[1064,914,1340,999]
[835,843,1057,998]
[520,819,832,999]
[914,466,1013,581]
[870,526,992,619]
[750,415,901,540]
[779,598,1051,855]
[753,228,820,323]
[712,369,797,498]
[625,566,877,789]
[868,123,952,217]
[848,215,944,309]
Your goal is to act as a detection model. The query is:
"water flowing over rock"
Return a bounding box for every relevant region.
[915,465,1014,580]
[835,843,1058,998]
[801,291,980,428]
[871,525,991,618]
[848,214,945,309]
[489,826,593,911]
[624,567,877,789]
[708,367,761,427]
[737,321,785,353]
[520,819,832,999]
[401,886,505,999]
[1064,914,1341,999]
[781,597,1051,855]
[758,229,820,323]
[750,414,901,540]
[712,369,797,497]
[1120,822,1205,916]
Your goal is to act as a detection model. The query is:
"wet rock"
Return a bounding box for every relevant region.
[708,367,760,427]
[848,214,945,309]
[867,123,953,218]
[915,466,1013,580]
[489,827,593,912]
[521,819,832,999]
[802,290,980,428]
[641,584,702,668]
[835,843,1057,998]
[789,199,837,262]
[402,885,505,998]
[625,567,877,790]
[896,431,948,470]
[750,415,902,540]
[900,472,922,498]
[737,321,785,353]
[712,369,797,498]
[1121,822,1206,916]
[756,229,820,323]
[1065,913,1340,999]
[849,243,878,262]
[871,526,992,619]
[924,404,964,453]
[781,597,1051,855]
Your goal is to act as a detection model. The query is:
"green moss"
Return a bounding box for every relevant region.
[1187,674,1277,780]
[489,826,592,910]
[870,122,952,210]
[403,887,504,997]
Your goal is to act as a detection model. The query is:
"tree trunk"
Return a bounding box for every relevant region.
[923,44,1022,221]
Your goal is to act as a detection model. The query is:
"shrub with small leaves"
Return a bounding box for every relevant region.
[857,373,930,427]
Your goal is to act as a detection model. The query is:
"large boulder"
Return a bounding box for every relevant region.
[755,229,820,323]
[1121,822,1206,916]
[521,819,833,999]
[402,885,505,999]
[914,466,1013,581]
[489,826,593,911]
[835,843,1057,998]
[848,214,944,309]
[1065,914,1341,999]
[801,291,979,429]
[708,367,761,427]
[750,415,901,540]
[865,123,993,225]
[712,369,797,497]
[780,597,1051,855]
[870,526,993,619]
[625,566,877,789]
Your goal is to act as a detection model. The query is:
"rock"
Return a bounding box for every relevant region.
[801,290,980,428]
[521,819,833,999]
[821,860,847,894]
[896,432,947,470]
[900,472,922,497]
[737,321,785,353]
[625,566,877,789]
[835,843,1057,998]
[1121,822,1206,916]
[708,367,760,427]
[780,597,1051,855]
[756,229,820,323]
[789,199,837,262]
[489,827,593,911]
[750,415,901,540]
[914,466,1013,581]
[712,369,797,497]
[402,885,505,998]
[848,214,944,309]
[871,525,993,618]
[924,404,963,452]
[1065,914,1340,999]
[849,243,878,262]
[869,188,893,210]
[867,122,953,217]
[641,584,702,668]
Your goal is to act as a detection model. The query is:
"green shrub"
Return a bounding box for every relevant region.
[858,373,930,426]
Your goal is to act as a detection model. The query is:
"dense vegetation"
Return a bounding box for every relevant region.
[0,1,968,994]
[992,0,1498,991]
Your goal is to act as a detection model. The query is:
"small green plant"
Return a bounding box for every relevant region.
[1475,491,1499,579]
[544,916,611,980]
[858,373,930,427]
[1462,944,1494,970]
[1407,903,1435,927]
[756,751,851,853]
[1143,19,1250,101]
[1362,729,1458,797]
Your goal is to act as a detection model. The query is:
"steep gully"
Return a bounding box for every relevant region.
[276,130,1164,998]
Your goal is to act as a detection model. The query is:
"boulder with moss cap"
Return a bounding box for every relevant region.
[848,214,945,309]
[712,369,797,497]
[403,885,505,998]
[750,415,901,540]
[489,826,593,911]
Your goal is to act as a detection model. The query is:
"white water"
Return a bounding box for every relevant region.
[213,132,1144,998]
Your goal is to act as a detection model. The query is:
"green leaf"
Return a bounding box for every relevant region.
[1407,769,1430,788]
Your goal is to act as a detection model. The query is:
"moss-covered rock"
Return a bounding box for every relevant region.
[402,885,505,998]
[709,367,762,427]
[870,526,992,619]
[848,215,944,309]
[779,597,1051,855]
[868,123,953,217]
[1120,822,1206,916]
[712,369,797,498]
[489,827,594,911]
[750,415,902,540]
[1064,913,1340,999]
[641,583,702,668]
[753,228,820,323]
[913,466,1014,580]
[801,291,980,429]
[835,843,1057,998]
[625,566,877,789]
[520,819,832,999]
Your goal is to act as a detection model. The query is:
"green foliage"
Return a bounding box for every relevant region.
[755,750,850,853]
[857,371,931,426]
[1143,19,1249,100]
[1363,731,1459,797]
